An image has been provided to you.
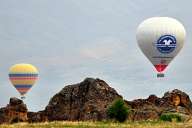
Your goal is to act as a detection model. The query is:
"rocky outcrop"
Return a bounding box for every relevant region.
[27,111,48,123]
[44,78,122,121]
[126,89,192,121]
[0,97,28,124]
[0,78,192,123]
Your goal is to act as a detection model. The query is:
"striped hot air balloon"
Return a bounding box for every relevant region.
[9,64,39,99]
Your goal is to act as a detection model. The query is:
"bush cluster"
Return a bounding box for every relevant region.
[107,98,130,122]
[160,113,182,122]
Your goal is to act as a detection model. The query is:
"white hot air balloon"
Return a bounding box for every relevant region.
[136,17,186,77]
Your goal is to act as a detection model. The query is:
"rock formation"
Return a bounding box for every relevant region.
[126,89,192,121]
[27,111,48,123]
[44,78,192,121]
[44,78,122,121]
[0,97,28,124]
[0,78,192,123]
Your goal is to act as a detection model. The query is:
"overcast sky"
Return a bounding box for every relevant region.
[0,0,192,111]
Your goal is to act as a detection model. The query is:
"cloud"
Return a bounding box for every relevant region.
[80,37,128,60]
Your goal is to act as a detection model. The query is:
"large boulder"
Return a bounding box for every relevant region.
[44,78,122,121]
[0,97,28,124]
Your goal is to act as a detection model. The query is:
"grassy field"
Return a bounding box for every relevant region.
[0,121,192,128]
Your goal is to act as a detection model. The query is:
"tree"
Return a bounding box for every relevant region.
[107,98,129,122]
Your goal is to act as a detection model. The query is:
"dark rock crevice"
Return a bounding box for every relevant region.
[69,87,74,116]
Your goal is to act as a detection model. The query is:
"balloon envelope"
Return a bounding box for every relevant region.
[136,17,186,75]
[9,64,38,96]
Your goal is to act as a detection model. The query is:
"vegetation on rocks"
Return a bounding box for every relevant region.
[160,113,183,122]
[107,99,130,122]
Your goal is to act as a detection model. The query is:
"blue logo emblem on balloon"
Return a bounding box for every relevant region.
[156,35,176,53]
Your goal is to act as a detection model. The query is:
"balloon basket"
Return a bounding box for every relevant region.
[21,96,26,100]
[157,73,164,78]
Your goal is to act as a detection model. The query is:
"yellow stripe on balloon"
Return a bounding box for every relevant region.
[9,64,38,74]
[11,80,37,85]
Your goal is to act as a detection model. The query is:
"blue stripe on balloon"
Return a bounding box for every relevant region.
[14,85,32,88]
[9,74,38,77]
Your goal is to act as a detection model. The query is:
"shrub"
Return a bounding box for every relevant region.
[107,98,129,122]
[160,113,182,122]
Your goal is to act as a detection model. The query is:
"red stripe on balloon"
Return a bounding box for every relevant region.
[154,64,167,72]
[9,77,38,80]
[16,88,30,92]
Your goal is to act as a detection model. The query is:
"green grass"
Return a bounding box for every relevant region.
[0,121,192,128]
[160,113,182,122]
